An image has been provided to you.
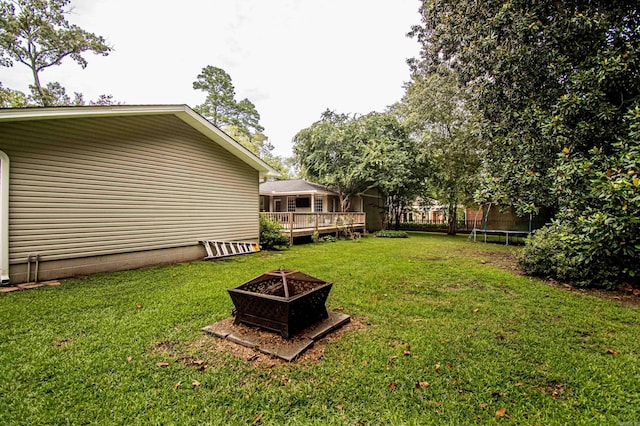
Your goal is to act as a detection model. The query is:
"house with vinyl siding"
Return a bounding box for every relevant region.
[0,105,278,284]
[259,179,385,232]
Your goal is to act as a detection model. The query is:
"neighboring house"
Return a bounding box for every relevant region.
[404,199,547,232]
[259,179,384,232]
[402,197,476,225]
[401,197,444,223]
[0,105,278,284]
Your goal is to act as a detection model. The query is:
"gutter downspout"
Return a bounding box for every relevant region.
[0,151,9,284]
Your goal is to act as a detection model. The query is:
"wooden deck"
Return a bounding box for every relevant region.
[260,212,366,245]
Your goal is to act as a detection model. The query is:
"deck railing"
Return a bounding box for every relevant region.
[260,212,366,231]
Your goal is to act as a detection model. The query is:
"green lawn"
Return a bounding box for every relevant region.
[1,233,639,425]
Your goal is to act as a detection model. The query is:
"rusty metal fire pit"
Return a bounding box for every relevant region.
[228,270,332,338]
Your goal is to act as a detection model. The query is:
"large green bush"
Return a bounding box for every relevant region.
[259,215,289,250]
[518,107,640,288]
[517,222,624,288]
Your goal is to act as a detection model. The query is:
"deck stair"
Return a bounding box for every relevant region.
[200,240,260,260]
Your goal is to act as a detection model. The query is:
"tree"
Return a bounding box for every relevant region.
[31,80,83,106]
[0,82,28,107]
[0,80,117,107]
[410,1,639,216]
[0,0,112,106]
[193,66,264,137]
[400,68,483,235]
[193,65,271,162]
[234,97,264,139]
[518,106,640,288]
[293,110,371,211]
[225,125,291,179]
[294,110,427,219]
[410,1,640,286]
[89,94,117,106]
[193,66,238,128]
[353,112,427,230]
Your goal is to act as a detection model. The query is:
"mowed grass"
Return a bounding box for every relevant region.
[0,233,639,425]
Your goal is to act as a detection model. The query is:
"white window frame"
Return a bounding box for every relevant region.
[315,198,323,213]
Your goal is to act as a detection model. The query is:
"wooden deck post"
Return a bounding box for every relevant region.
[289,212,294,246]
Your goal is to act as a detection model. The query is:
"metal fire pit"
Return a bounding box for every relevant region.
[228,270,332,338]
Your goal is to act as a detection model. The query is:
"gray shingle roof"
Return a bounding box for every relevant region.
[259,179,337,195]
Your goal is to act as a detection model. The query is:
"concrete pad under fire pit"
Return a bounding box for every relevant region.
[202,311,350,362]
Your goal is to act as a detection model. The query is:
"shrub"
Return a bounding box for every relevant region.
[517,222,625,288]
[375,230,409,238]
[518,106,640,289]
[259,215,290,249]
[312,232,337,243]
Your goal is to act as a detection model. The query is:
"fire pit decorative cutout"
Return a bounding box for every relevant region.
[228,270,332,338]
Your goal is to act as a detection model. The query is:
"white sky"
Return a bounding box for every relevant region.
[1,0,421,157]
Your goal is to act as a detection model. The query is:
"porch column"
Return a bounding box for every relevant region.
[289,212,294,246]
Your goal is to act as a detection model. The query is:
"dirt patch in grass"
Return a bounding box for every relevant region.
[474,250,522,274]
[463,247,640,304]
[545,280,640,306]
[185,317,366,368]
[149,340,179,356]
[52,337,74,348]
[532,380,571,401]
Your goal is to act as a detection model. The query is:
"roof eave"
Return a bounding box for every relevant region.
[0,105,280,178]
[175,107,280,178]
[259,189,337,196]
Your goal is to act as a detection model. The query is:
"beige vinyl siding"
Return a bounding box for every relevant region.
[0,115,259,264]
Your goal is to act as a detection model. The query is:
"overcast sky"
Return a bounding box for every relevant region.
[2,0,421,157]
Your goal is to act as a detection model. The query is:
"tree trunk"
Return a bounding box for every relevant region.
[383,195,392,230]
[341,196,351,213]
[30,62,49,106]
[388,195,402,231]
[447,203,457,236]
